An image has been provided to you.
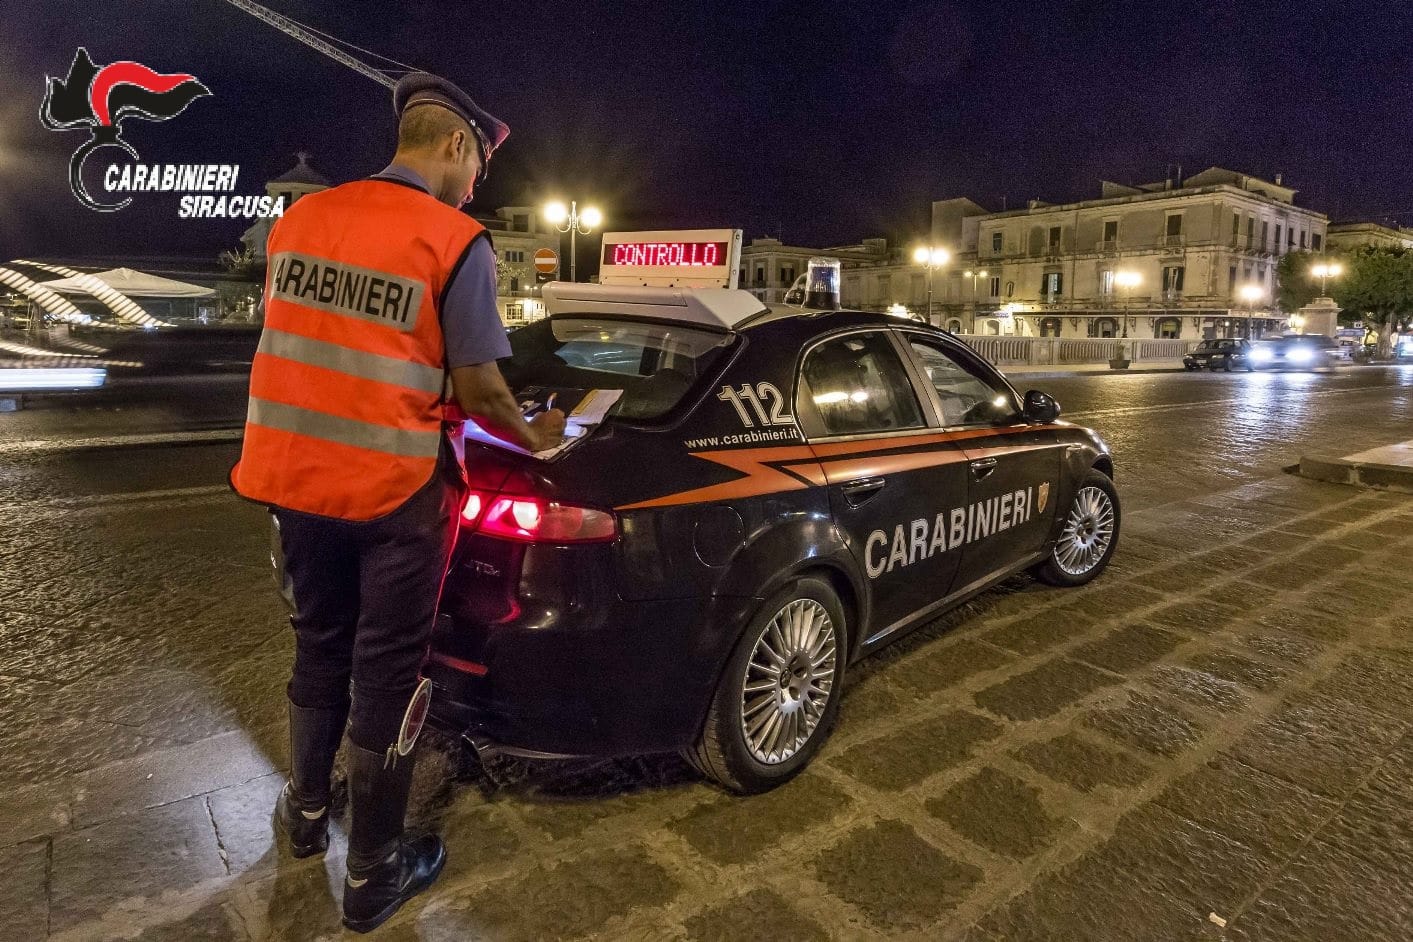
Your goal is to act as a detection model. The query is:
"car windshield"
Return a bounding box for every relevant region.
[501,317,735,421]
[1198,340,1239,351]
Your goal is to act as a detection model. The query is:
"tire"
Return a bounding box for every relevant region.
[686,576,847,794]
[1223,358,1233,372]
[1031,469,1121,588]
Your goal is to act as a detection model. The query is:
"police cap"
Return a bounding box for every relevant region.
[393,72,509,171]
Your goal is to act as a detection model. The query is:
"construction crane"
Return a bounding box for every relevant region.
[221,0,414,89]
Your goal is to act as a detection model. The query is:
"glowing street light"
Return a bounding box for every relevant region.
[543,200,603,283]
[1114,269,1140,338]
[962,268,990,331]
[1311,261,1343,296]
[911,246,950,324]
[1239,283,1267,338]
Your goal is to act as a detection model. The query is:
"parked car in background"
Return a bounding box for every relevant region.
[1183,338,1254,372]
[1249,334,1345,371]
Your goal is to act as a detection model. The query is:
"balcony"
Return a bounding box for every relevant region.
[1094,239,1119,254]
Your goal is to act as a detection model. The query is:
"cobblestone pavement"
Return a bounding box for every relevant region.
[0,369,1410,940]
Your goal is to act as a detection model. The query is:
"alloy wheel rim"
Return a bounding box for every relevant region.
[1054,485,1116,576]
[740,598,837,765]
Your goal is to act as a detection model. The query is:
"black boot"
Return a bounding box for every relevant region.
[274,701,345,858]
[341,741,446,933]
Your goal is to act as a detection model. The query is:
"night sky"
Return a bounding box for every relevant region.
[5,0,1412,269]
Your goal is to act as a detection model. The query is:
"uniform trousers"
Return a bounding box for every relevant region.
[275,462,463,753]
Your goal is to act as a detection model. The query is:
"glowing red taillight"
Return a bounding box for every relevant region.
[460,489,617,543]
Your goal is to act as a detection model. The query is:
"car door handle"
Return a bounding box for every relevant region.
[969,457,999,480]
[841,476,886,507]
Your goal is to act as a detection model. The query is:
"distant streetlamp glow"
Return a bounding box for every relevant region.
[962,269,990,332]
[543,199,602,282]
[1311,261,1343,296]
[1239,283,1266,338]
[1115,270,1140,338]
[886,303,910,319]
[912,246,950,325]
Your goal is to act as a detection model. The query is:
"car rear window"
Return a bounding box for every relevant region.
[501,317,734,421]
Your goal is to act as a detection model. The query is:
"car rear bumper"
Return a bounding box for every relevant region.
[425,582,758,759]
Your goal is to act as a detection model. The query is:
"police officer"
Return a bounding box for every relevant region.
[231,73,564,933]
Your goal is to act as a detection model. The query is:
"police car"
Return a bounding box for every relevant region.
[425,232,1119,793]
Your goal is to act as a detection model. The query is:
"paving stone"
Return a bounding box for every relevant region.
[1156,755,1337,859]
[1140,562,1230,594]
[1142,664,1251,715]
[813,819,982,930]
[1366,736,1413,806]
[1250,605,1349,643]
[1318,783,1413,875]
[0,614,145,684]
[1013,732,1152,792]
[980,804,1269,940]
[981,610,1079,656]
[1144,601,1241,636]
[233,860,345,940]
[1184,650,1288,692]
[1230,692,1408,798]
[1191,543,1268,573]
[1309,647,1413,719]
[671,772,853,865]
[72,728,282,829]
[50,796,229,932]
[1226,835,1413,942]
[974,658,1119,721]
[422,845,679,941]
[0,778,72,848]
[1246,562,1327,592]
[1083,690,1206,757]
[1201,580,1272,613]
[515,776,689,842]
[831,710,1001,790]
[0,714,163,792]
[1059,582,1169,621]
[0,839,49,941]
[887,638,1016,695]
[433,797,525,886]
[1236,630,1325,665]
[1073,622,1183,673]
[926,767,1062,859]
[682,888,829,942]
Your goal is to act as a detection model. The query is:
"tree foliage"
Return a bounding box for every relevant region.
[1332,245,1413,356]
[1275,251,1325,312]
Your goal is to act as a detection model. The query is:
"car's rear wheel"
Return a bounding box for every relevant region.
[1032,470,1120,588]
[687,576,846,794]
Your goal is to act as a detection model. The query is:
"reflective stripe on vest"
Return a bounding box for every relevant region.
[257,328,445,396]
[247,397,442,458]
[231,179,485,520]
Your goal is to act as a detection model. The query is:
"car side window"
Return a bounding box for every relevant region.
[906,336,1022,427]
[798,332,925,437]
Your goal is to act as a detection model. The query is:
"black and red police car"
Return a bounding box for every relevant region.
[415,274,1120,794]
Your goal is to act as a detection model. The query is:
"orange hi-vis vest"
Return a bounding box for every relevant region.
[232,178,486,521]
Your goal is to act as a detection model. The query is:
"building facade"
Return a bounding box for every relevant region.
[472,206,561,323]
[934,168,1328,339]
[1326,222,1413,251]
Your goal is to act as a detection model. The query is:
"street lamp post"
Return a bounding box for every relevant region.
[1239,283,1265,338]
[1114,270,1141,339]
[543,200,603,283]
[911,246,950,325]
[962,268,989,333]
[1311,261,1343,298]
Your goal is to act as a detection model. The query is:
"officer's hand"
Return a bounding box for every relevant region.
[530,409,567,451]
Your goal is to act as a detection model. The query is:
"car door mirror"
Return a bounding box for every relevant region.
[1023,390,1061,423]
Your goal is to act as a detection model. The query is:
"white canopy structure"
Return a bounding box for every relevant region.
[43,267,216,299]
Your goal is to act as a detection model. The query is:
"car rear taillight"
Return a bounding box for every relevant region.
[460,489,617,543]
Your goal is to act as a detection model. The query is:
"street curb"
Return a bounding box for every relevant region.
[1297,454,1413,493]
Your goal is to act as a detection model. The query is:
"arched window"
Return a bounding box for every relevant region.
[1005,281,1015,298]
[1091,317,1119,338]
[1039,317,1062,337]
[983,319,1001,336]
[1156,317,1181,339]
[946,318,963,333]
